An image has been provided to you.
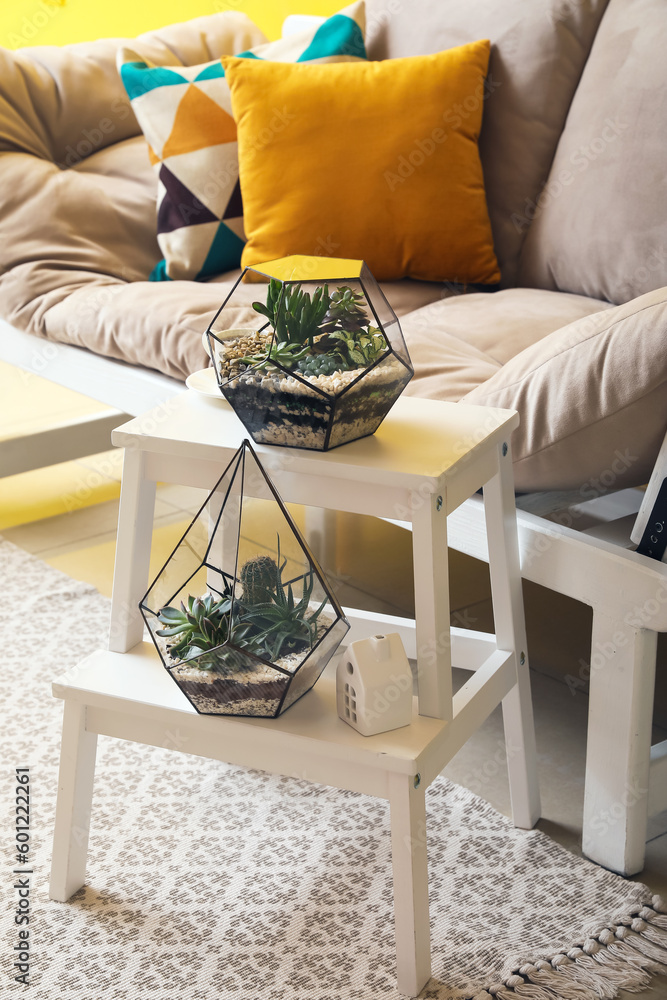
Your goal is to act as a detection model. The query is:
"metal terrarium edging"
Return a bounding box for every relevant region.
[140,439,350,717]
[205,255,414,451]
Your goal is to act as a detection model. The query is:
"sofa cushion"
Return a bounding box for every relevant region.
[364,0,611,287]
[461,288,667,492]
[224,42,500,284]
[117,2,368,282]
[401,287,609,402]
[518,0,667,304]
[0,13,264,163]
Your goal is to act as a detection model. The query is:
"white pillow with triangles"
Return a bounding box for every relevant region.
[118,2,367,282]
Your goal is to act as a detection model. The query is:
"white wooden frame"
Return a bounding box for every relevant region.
[49,396,540,996]
[446,496,667,876]
[0,319,184,475]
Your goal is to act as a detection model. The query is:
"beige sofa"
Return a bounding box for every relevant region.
[0,0,666,495]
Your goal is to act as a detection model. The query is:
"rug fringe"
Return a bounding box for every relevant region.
[478,899,667,1000]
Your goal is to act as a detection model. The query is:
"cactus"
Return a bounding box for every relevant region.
[239,554,279,605]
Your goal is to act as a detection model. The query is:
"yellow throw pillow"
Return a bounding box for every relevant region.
[222,43,500,284]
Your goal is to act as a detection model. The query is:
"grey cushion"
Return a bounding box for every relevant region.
[518,0,667,304]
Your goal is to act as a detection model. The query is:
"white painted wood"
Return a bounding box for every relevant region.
[582,614,657,875]
[112,391,517,495]
[342,608,497,671]
[49,702,97,902]
[342,607,418,655]
[388,772,431,997]
[145,450,413,520]
[483,441,540,830]
[396,490,667,863]
[448,495,667,631]
[109,449,156,653]
[304,507,338,573]
[0,319,184,416]
[411,489,451,721]
[0,411,126,476]
[648,740,667,817]
[420,650,517,788]
[52,645,444,780]
[49,390,539,999]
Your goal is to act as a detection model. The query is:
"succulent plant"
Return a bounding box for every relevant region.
[320,286,369,335]
[239,554,279,605]
[155,592,257,672]
[242,337,315,371]
[240,538,328,660]
[328,326,388,368]
[296,354,348,378]
[253,280,330,348]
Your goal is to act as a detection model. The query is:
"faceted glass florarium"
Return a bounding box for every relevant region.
[140,441,350,717]
[206,255,413,450]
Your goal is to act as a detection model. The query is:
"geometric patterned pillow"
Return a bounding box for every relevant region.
[117,2,367,282]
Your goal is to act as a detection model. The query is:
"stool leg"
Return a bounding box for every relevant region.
[388,772,431,997]
[412,491,452,721]
[484,441,540,829]
[50,702,98,902]
[109,447,156,653]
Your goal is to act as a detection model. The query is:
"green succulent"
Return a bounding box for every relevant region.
[328,326,388,369]
[240,538,328,660]
[155,592,257,672]
[253,279,330,348]
[240,339,311,372]
[296,354,347,378]
[320,286,369,335]
[239,554,279,605]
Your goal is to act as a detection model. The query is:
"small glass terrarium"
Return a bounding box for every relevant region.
[140,440,350,717]
[206,255,414,450]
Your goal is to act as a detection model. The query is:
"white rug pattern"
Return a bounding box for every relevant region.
[1,538,667,1000]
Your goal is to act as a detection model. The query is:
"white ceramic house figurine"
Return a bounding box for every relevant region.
[336,633,413,736]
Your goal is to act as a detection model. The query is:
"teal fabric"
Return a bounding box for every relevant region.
[298,14,366,63]
[149,259,169,281]
[194,62,226,82]
[119,62,185,100]
[199,222,246,279]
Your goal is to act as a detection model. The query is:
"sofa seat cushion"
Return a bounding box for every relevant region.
[401,288,610,401]
[462,287,667,493]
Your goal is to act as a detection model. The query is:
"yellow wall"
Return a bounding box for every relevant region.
[0,0,344,50]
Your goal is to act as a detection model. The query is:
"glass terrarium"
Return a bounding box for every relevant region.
[205,255,414,450]
[140,440,350,717]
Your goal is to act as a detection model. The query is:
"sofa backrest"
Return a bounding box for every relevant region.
[0,12,264,167]
[518,0,667,304]
[365,0,611,289]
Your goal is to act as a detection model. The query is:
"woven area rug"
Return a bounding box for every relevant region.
[2,537,667,1000]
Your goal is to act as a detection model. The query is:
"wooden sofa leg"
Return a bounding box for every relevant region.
[582,612,657,876]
